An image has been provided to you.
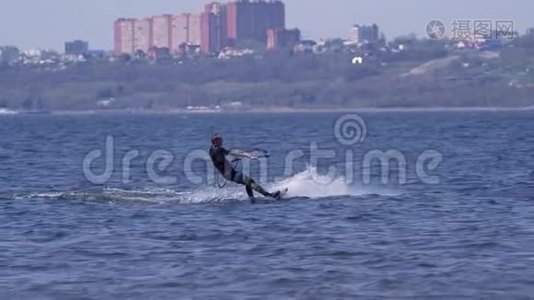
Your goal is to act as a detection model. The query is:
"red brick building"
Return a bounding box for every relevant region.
[115,13,202,55]
[114,19,135,55]
[134,18,152,54]
[151,15,173,49]
[171,13,202,53]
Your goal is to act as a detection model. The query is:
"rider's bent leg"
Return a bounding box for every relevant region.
[245,184,254,198]
[231,170,274,198]
[242,175,272,198]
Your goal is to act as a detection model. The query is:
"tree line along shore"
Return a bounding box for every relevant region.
[1,34,533,112]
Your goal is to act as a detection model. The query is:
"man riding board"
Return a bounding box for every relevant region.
[209,134,282,201]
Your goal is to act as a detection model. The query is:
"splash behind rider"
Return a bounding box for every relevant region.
[209,134,280,200]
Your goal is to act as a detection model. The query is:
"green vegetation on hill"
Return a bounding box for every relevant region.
[1,35,534,111]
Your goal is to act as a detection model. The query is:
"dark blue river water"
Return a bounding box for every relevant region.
[1,111,534,299]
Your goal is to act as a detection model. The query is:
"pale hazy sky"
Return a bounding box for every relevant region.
[1,0,532,50]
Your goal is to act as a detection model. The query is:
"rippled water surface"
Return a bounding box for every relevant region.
[1,112,534,299]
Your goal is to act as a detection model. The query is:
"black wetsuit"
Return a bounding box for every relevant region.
[209,145,272,199]
[209,145,233,180]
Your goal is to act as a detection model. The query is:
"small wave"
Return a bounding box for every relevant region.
[13,192,66,200]
[10,189,170,204]
[7,187,249,204]
[6,166,400,204]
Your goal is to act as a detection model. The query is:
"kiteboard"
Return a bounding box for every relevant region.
[273,187,289,200]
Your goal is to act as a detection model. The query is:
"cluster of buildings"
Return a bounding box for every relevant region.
[113,0,301,56]
[0,46,20,64]
[0,41,108,68]
[347,24,380,44]
[1,0,390,65]
[114,13,201,56]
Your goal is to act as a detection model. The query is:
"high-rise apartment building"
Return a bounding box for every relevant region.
[171,13,202,52]
[201,2,228,54]
[114,19,135,54]
[65,40,89,55]
[267,28,300,51]
[134,18,152,53]
[349,24,380,44]
[115,13,202,55]
[151,15,173,49]
[226,0,284,45]
[114,1,287,55]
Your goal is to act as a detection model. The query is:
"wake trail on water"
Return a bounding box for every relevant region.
[7,166,401,204]
[270,165,401,199]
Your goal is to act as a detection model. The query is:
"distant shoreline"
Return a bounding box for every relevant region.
[2,106,534,116]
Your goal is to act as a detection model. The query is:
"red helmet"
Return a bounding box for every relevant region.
[211,134,223,146]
